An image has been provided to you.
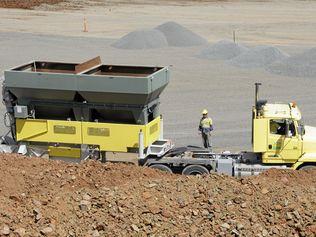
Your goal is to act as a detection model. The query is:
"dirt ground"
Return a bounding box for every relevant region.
[0,0,65,9]
[0,0,316,151]
[0,0,238,10]
[0,154,315,236]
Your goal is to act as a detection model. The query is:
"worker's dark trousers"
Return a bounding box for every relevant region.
[202,133,212,150]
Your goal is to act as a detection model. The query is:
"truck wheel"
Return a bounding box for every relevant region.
[299,165,316,170]
[149,164,173,173]
[182,165,209,175]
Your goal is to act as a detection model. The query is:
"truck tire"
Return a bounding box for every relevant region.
[149,164,173,173]
[182,165,209,175]
[299,165,316,170]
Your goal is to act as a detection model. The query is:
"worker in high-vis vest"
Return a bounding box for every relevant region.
[198,109,213,150]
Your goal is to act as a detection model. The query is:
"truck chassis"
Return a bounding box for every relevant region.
[143,147,288,177]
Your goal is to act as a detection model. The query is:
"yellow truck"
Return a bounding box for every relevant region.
[1,59,315,176]
[141,83,316,175]
[252,83,316,171]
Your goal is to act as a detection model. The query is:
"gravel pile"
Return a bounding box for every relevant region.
[111,29,168,50]
[229,45,288,68]
[155,21,208,47]
[198,40,248,60]
[0,154,315,236]
[267,47,316,78]
[112,21,207,50]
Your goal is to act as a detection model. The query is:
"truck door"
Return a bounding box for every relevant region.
[266,119,301,163]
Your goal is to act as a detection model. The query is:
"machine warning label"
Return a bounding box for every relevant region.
[150,124,158,135]
[53,125,76,134]
[88,127,110,137]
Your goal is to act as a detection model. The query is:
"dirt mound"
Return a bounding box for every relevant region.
[155,21,208,47]
[198,40,248,60]
[0,0,64,9]
[267,47,316,78]
[111,29,168,50]
[229,45,288,68]
[0,154,315,236]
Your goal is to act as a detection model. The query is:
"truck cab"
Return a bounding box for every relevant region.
[253,86,316,169]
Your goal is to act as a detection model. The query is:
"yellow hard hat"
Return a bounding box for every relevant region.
[202,109,208,115]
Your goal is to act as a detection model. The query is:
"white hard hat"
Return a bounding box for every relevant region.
[202,109,208,115]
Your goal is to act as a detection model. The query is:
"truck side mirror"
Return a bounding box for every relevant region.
[285,120,292,138]
[298,124,305,136]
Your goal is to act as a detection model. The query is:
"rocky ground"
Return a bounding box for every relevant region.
[0,154,315,236]
[0,0,65,9]
[0,0,224,10]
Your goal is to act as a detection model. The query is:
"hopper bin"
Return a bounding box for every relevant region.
[3,58,170,124]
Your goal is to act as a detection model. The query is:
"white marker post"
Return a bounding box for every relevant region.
[159,115,164,140]
[138,129,145,159]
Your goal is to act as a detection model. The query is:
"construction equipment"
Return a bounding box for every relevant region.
[1,58,316,175]
[2,57,172,161]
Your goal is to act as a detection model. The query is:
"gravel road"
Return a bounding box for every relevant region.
[1,32,316,151]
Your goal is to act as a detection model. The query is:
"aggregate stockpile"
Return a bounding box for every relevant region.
[111,29,168,50]
[112,21,208,50]
[198,41,288,68]
[198,40,316,78]
[0,154,315,236]
[198,40,248,60]
[267,47,316,78]
[228,46,288,69]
